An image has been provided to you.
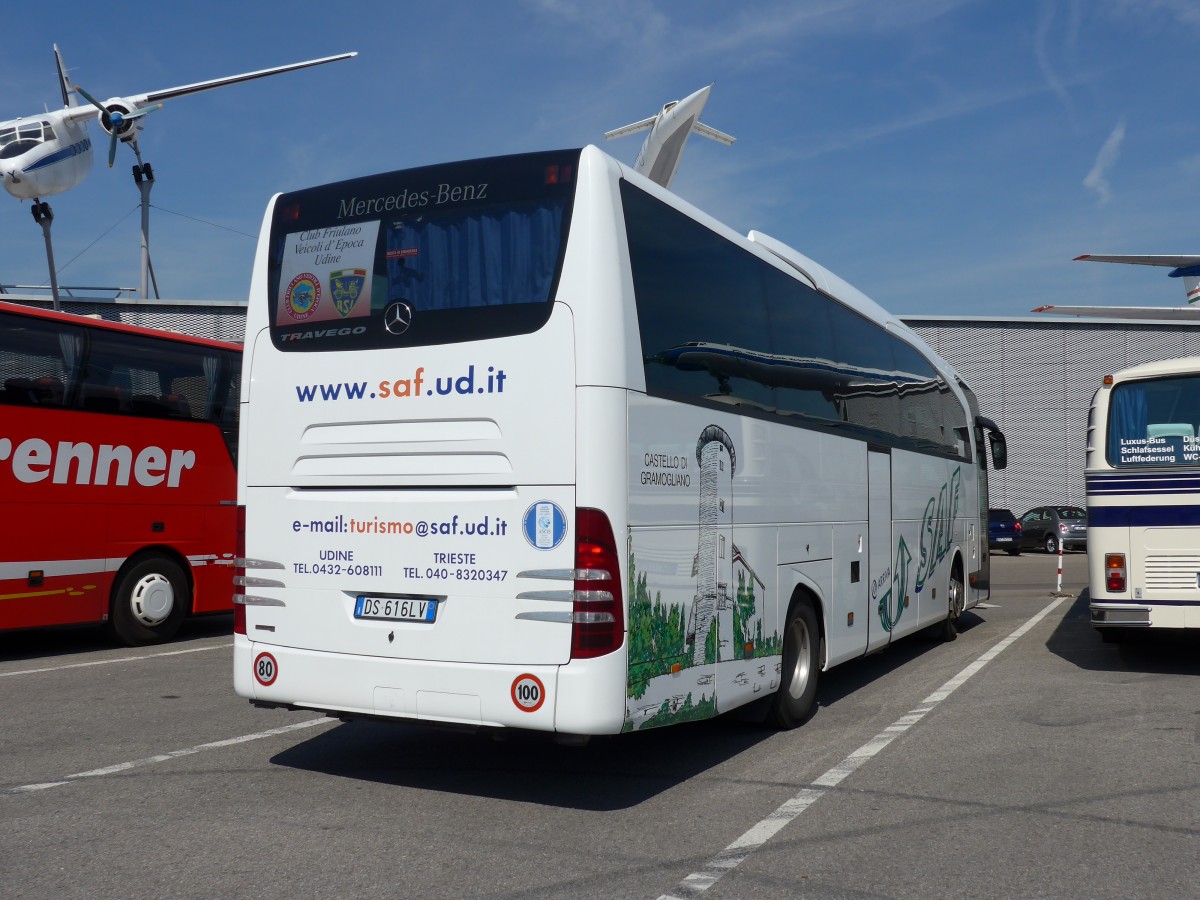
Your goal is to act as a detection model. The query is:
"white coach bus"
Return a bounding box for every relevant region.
[1086,358,1200,640]
[233,146,1007,735]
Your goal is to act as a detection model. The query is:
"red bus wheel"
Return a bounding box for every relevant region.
[109,556,189,645]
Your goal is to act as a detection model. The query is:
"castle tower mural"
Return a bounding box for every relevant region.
[689,425,735,665]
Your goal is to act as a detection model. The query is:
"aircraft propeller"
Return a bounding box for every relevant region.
[73,85,163,166]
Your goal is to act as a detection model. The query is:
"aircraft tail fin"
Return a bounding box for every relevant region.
[1181,271,1200,304]
[54,44,76,107]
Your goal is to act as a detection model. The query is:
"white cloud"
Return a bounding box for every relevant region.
[1083,119,1126,205]
[1035,0,1073,113]
[1106,0,1200,28]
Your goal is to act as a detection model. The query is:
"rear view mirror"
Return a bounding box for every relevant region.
[988,430,1008,470]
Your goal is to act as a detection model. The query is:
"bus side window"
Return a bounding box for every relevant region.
[79,383,128,413]
[169,376,208,420]
[0,311,82,407]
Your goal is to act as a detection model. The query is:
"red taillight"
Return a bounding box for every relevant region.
[1105,553,1126,593]
[544,164,574,185]
[1014,522,1022,532]
[233,504,246,635]
[571,508,624,659]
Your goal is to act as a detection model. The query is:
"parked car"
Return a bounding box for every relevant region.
[1018,506,1087,553]
[988,508,1023,555]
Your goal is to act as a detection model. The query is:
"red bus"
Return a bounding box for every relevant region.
[0,301,240,644]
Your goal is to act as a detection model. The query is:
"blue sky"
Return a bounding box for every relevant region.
[1,0,1197,316]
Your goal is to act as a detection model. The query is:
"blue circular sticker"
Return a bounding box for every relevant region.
[522,501,568,550]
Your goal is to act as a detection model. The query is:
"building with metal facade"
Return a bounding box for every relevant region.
[0,293,247,345]
[906,315,1200,518]
[5,292,1197,522]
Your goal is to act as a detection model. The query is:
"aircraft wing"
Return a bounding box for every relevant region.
[1075,254,1200,269]
[604,117,656,140]
[1031,304,1200,321]
[58,104,104,125]
[693,121,735,145]
[134,52,357,105]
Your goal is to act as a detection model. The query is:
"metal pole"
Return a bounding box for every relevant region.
[133,163,155,299]
[32,201,61,311]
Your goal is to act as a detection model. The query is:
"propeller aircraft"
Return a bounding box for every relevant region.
[604,84,734,190]
[1,45,356,204]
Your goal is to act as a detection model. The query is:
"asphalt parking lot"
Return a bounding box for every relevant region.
[2,549,1196,899]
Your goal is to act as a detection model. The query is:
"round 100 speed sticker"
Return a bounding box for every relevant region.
[511,673,546,712]
[253,652,278,686]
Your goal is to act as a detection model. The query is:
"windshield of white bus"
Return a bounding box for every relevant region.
[266,149,581,352]
[1107,374,1200,466]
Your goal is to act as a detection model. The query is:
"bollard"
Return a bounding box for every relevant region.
[1051,540,1073,598]
[1056,543,1063,593]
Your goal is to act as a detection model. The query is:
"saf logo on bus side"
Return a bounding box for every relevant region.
[874,468,961,632]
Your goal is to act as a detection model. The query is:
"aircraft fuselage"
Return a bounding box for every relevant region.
[0,115,92,201]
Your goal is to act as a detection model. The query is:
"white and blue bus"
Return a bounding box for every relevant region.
[233,146,1007,735]
[1086,358,1200,640]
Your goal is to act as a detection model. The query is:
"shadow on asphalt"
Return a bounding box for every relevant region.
[1046,591,1198,676]
[811,611,985,708]
[0,613,233,662]
[270,713,777,811]
[269,616,977,810]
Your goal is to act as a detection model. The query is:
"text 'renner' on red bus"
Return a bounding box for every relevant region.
[0,301,241,645]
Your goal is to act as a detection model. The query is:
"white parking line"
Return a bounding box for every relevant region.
[0,642,230,678]
[659,596,1070,899]
[3,717,332,795]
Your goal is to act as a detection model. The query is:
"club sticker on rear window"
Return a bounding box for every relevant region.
[522,501,566,550]
[275,222,380,326]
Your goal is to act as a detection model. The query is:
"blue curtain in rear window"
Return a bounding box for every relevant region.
[1108,385,1148,462]
[386,201,564,310]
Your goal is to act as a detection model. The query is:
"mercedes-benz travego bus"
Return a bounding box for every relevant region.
[234,147,1007,736]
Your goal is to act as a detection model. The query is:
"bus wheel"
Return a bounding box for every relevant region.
[109,556,189,646]
[767,599,819,729]
[939,563,964,642]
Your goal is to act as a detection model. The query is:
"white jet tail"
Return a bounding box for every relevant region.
[605,84,734,189]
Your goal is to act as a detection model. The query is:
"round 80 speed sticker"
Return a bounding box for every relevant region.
[253,652,278,686]
[511,673,546,712]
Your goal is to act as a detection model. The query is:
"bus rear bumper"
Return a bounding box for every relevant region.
[233,635,627,734]
[1090,601,1200,629]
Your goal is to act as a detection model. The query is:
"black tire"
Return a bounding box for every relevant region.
[1044,534,1059,554]
[767,599,820,729]
[937,563,964,642]
[109,555,189,645]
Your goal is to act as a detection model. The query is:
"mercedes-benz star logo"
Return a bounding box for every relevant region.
[383,301,413,335]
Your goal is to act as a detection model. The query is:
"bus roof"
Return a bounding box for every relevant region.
[0,300,241,351]
[1106,355,1200,383]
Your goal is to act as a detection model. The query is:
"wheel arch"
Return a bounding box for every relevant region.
[109,545,197,616]
[781,576,828,671]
